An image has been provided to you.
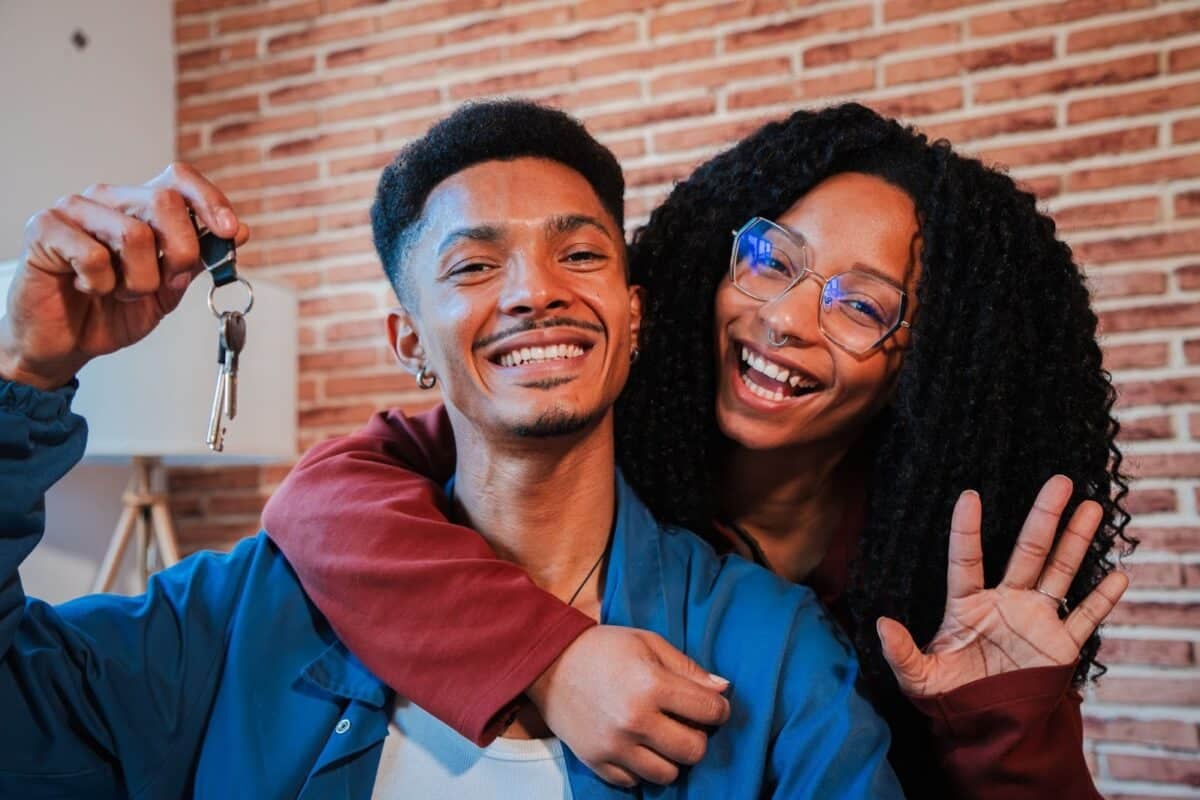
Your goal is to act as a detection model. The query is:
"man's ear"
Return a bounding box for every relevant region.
[628,284,647,352]
[387,306,426,378]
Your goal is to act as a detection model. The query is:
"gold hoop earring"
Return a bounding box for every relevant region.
[416,364,437,390]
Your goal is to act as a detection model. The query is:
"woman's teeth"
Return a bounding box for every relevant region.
[498,343,585,368]
[740,347,820,392]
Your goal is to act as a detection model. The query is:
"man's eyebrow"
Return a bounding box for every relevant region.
[436,224,505,255]
[545,214,614,240]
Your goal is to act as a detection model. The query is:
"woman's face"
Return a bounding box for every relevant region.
[713,171,921,453]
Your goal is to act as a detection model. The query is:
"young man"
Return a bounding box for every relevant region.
[0,101,900,798]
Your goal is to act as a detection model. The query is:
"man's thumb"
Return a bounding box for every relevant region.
[876,616,924,689]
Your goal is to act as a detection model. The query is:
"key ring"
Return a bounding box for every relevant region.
[208,277,255,319]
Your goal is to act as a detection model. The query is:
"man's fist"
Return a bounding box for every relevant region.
[0,162,248,390]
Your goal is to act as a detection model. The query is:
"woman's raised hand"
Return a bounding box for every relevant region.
[876,475,1129,698]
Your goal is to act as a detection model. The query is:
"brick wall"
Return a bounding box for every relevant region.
[172,1,1200,794]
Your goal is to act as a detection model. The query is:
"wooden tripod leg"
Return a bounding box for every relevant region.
[149,500,181,568]
[92,503,140,594]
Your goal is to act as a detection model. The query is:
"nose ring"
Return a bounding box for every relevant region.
[766,328,790,348]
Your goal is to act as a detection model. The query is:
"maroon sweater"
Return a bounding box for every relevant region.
[262,405,1100,799]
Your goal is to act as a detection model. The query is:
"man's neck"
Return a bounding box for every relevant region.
[447,409,617,619]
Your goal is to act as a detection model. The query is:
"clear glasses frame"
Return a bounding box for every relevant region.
[728,216,911,355]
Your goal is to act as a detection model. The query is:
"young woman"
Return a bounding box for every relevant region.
[263,103,1132,797]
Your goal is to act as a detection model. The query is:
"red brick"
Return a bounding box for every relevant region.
[329,150,394,177]
[588,97,716,133]
[727,66,876,110]
[266,16,376,53]
[1108,600,1200,627]
[177,130,202,156]
[919,106,1058,145]
[326,33,443,70]
[886,38,1055,86]
[969,0,1154,37]
[651,0,790,37]
[1069,153,1200,192]
[177,38,258,74]
[1129,452,1200,478]
[1104,342,1170,371]
[262,180,376,212]
[299,346,380,372]
[651,57,791,96]
[324,261,382,285]
[265,237,372,268]
[1117,377,1200,408]
[170,467,263,492]
[177,93,260,125]
[207,493,271,517]
[1192,413,1200,439]
[577,0,673,19]
[805,22,959,68]
[320,210,371,233]
[1084,717,1200,749]
[600,136,646,160]
[1099,637,1194,667]
[1124,488,1178,514]
[251,217,320,242]
[299,403,378,428]
[1087,270,1167,300]
[219,163,318,193]
[442,5,572,45]
[625,158,703,189]
[180,56,314,97]
[268,74,378,106]
[1177,192,1200,219]
[176,0,259,14]
[652,115,772,154]
[1017,175,1062,200]
[299,292,379,319]
[1176,117,1200,145]
[298,379,317,403]
[1067,9,1200,54]
[1126,526,1200,552]
[190,146,261,175]
[1102,301,1197,335]
[1119,414,1175,441]
[268,129,378,159]
[374,0,504,30]
[1176,264,1200,290]
[1075,229,1200,265]
[216,1,321,35]
[1108,754,1200,785]
[175,21,211,45]
[1069,80,1200,124]
[726,6,873,51]
[325,318,383,343]
[450,66,573,101]
[1184,340,1200,364]
[974,53,1158,103]
[553,80,642,113]
[1172,44,1200,74]
[211,111,318,145]
[520,22,640,59]
[865,86,965,119]
[978,126,1157,169]
[574,39,716,80]
[1053,197,1160,233]
[885,0,992,21]
[325,372,418,397]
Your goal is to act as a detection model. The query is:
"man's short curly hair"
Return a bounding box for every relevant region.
[370,99,626,306]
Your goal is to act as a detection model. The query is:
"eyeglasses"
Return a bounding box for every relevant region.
[729,217,910,355]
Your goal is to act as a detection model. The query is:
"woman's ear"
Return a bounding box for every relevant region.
[628,284,647,353]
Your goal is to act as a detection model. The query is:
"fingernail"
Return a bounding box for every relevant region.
[217,208,237,235]
[708,673,729,687]
[170,273,192,291]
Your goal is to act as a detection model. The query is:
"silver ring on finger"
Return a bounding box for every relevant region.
[1034,586,1069,615]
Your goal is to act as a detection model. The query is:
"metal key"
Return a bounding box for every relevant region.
[221,311,247,421]
[207,355,228,452]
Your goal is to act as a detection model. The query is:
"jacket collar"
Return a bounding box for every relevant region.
[299,639,390,709]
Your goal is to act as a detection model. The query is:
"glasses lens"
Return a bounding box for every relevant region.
[820,272,904,352]
[732,220,805,301]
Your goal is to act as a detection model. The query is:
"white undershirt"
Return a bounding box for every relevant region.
[370,698,572,799]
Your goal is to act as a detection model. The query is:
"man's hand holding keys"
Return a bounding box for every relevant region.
[0,162,248,391]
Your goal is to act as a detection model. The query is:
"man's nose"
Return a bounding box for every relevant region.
[498,255,572,317]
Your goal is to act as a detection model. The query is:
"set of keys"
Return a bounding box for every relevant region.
[189,211,255,452]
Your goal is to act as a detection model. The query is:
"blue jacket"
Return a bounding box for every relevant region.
[0,378,902,798]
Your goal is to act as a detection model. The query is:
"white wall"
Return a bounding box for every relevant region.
[0,0,176,259]
[0,0,175,600]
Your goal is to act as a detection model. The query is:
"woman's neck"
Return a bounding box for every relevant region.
[719,439,855,583]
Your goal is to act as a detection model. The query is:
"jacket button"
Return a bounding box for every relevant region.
[335,718,351,734]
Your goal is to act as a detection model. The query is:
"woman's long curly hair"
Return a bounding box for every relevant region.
[615,102,1133,690]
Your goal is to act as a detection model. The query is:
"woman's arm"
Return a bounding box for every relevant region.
[262,404,732,786]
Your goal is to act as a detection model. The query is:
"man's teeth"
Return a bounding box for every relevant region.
[740,346,819,390]
[498,343,586,367]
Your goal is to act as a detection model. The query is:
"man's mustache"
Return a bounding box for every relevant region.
[473,318,604,351]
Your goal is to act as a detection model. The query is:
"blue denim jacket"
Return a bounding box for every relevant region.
[0,378,901,799]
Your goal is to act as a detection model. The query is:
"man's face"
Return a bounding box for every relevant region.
[391,157,641,440]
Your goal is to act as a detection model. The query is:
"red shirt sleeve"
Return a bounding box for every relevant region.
[261,404,594,745]
[908,663,1100,799]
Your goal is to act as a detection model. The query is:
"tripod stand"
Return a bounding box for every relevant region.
[91,456,181,593]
